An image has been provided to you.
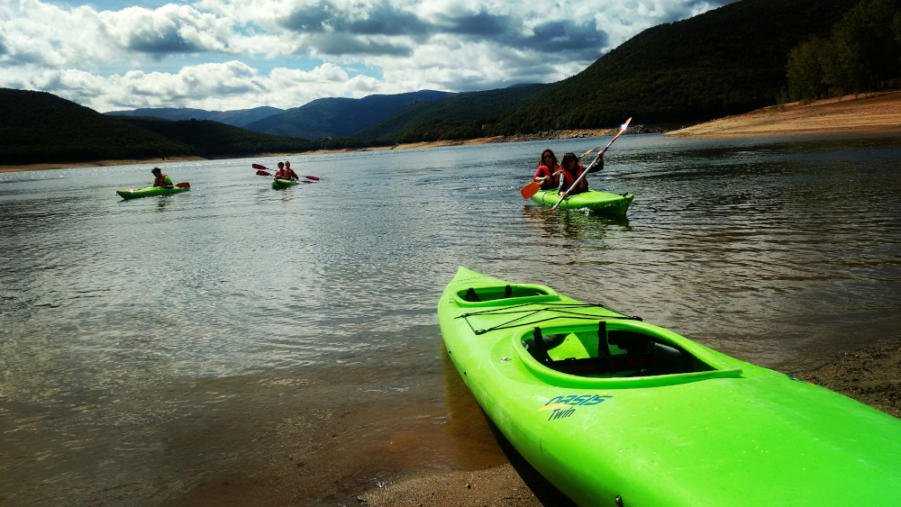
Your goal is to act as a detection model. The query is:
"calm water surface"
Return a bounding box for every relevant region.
[1,133,899,503]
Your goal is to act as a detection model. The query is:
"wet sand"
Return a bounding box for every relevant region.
[669,91,901,138]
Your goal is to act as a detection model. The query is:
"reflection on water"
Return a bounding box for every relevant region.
[0,133,899,503]
[522,205,631,239]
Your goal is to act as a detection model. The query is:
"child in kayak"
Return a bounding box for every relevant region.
[533,149,562,190]
[559,152,604,195]
[151,167,174,188]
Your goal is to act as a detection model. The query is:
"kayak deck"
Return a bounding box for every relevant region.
[531,189,633,216]
[116,185,189,200]
[272,178,299,189]
[438,267,901,506]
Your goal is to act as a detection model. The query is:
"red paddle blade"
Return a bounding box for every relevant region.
[252,163,267,170]
[520,181,541,199]
[175,182,190,188]
[255,170,271,176]
[303,175,320,181]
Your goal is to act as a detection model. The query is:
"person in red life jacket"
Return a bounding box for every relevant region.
[151,167,173,188]
[559,151,604,195]
[283,161,300,181]
[533,149,562,190]
[273,161,287,179]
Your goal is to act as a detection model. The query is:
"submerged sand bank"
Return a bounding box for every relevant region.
[669,91,901,138]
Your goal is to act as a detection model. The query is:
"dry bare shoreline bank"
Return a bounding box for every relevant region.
[669,90,901,138]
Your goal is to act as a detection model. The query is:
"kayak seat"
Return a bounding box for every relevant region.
[455,284,560,306]
[529,327,552,364]
[528,325,706,377]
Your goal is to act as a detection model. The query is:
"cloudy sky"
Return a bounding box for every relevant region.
[0,0,733,112]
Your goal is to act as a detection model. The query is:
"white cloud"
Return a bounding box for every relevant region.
[0,0,730,111]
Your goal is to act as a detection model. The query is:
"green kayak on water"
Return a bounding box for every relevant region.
[116,185,189,200]
[272,178,299,189]
[438,267,900,506]
[532,189,633,216]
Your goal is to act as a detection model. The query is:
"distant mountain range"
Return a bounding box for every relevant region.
[244,90,454,139]
[1,0,875,165]
[106,90,454,141]
[107,106,283,128]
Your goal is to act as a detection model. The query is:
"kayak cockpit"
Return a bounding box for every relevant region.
[453,283,561,307]
[517,320,741,386]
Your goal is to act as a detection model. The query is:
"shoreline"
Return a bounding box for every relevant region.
[3,91,900,173]
[0,129,619,174]
[0,155,206,174]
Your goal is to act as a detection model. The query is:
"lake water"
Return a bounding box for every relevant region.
[1,133,899,504]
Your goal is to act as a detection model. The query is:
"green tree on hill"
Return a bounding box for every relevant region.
[786,0,901,100]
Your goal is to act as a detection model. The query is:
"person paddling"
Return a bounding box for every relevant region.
[151,167,174,188]
[283,161,300,181]
[533,149,562,190]
[273,161,287,179]
[558,152,604,195]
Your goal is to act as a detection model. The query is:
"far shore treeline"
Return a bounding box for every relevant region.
[1,0,896,165]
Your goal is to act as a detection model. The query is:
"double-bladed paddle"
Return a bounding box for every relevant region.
[550,117,631,210]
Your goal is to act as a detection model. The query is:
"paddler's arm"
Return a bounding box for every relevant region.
[587,153,604,173]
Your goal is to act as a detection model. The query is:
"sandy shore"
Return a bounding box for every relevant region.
[669,90,901,138]
[358,340,900,505]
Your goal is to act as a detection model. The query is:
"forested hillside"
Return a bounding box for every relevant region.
[121,118,313,157]
[0,89,192,164]
[0,89,312,164]
[785,0,900,100]
[495,0,860,132]
[352,84,549,143]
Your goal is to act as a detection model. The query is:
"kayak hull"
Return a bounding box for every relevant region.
[438,267,901,506]
[531,189,633,216]
[272,178,299,189]
[116,185,189,200]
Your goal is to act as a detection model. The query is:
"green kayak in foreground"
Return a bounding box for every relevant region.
[116,185,189,200]
[532,189,633,216]
[438,267,900,506]
[272,178,299,189]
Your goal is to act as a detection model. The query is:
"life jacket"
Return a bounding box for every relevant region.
[284,168,299,180]
[153,174,173,188]
[533,163,562,190]
[561,163,588,194]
